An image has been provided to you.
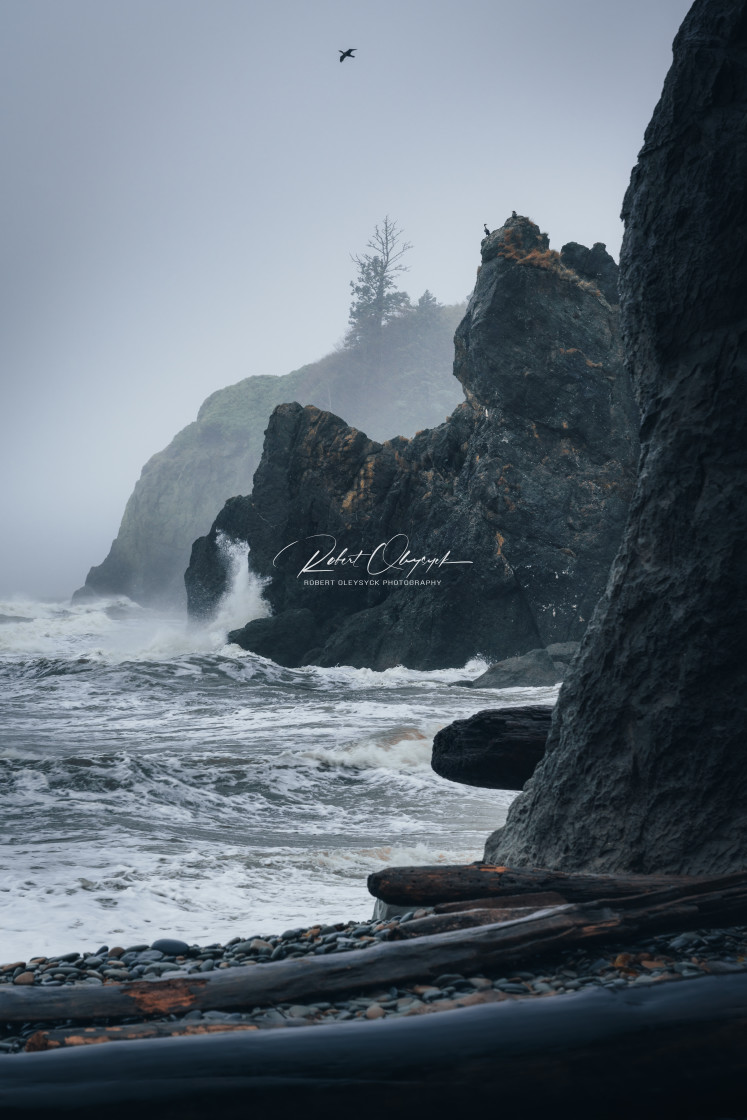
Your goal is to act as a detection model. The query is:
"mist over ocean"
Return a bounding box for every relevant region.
[0,556,558,961]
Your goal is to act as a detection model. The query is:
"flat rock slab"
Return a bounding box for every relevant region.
[432,706,552,789]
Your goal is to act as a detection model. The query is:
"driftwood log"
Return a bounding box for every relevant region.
[3,977,747,1118]
[3,871,747,1026]
[366,862,744,906]
[25,1021,259,1051]
[431,705,552,789]
[432,890,568,912]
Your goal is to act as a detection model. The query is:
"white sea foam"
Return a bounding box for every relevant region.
[0,592,553,960]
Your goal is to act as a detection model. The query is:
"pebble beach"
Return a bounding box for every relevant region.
[2,912,746,1054]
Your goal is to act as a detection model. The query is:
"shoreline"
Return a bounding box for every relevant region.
[2,909,746,1053]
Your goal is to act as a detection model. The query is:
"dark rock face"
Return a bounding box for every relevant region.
[186,216,639,670]
[487,0,747,874]
[228,609,319,668]
[560,243,619,306]
[431,706,552,790]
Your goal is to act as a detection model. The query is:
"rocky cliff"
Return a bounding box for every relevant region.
[74,303,464,607]
[186,217,639,670]
[486,0,747,874]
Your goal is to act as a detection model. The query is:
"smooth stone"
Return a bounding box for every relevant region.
[151,938,190,956]
[12,972,35,985]
[198,959,215,971]
[136,949,164,962]
[434,973,465,986]
[287,1005,314,1018]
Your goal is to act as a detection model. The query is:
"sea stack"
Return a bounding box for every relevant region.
[186,216,639,671]
[487,0,747,875]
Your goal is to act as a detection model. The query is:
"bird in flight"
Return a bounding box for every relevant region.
[339,48,357,62]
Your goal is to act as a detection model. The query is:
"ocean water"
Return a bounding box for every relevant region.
[0,555,558,961]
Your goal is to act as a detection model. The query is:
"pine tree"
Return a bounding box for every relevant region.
[346,217,412,371]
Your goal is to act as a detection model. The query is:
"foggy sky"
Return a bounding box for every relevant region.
[0,0,693,599]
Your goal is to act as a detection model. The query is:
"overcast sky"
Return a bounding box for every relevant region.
[0,0,693,599]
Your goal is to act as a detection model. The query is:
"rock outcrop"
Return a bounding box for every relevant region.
[486,0,747,874]
[74,304,464,607]
[466,643,579,689]
[186,217,639,670]
[431,706,552,790]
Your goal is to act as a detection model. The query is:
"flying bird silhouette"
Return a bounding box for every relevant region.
[339,48,357,62]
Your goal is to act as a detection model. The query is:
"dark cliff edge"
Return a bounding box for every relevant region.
[186,216,639,671]
[487,0,747,874]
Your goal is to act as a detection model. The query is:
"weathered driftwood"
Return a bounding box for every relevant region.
[432,890,568,913]
[3,872,747,1026]
[431,705,552,789]
[393,907,542,938]
[367,863,747,906]
[3,977,747,1119]
[25,1020,259,1051]
[24,991,509,1052]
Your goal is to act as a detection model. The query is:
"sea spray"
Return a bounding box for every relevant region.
[203,533,269,646]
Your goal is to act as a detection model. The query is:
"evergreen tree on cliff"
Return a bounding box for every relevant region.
[347,217,412,375]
